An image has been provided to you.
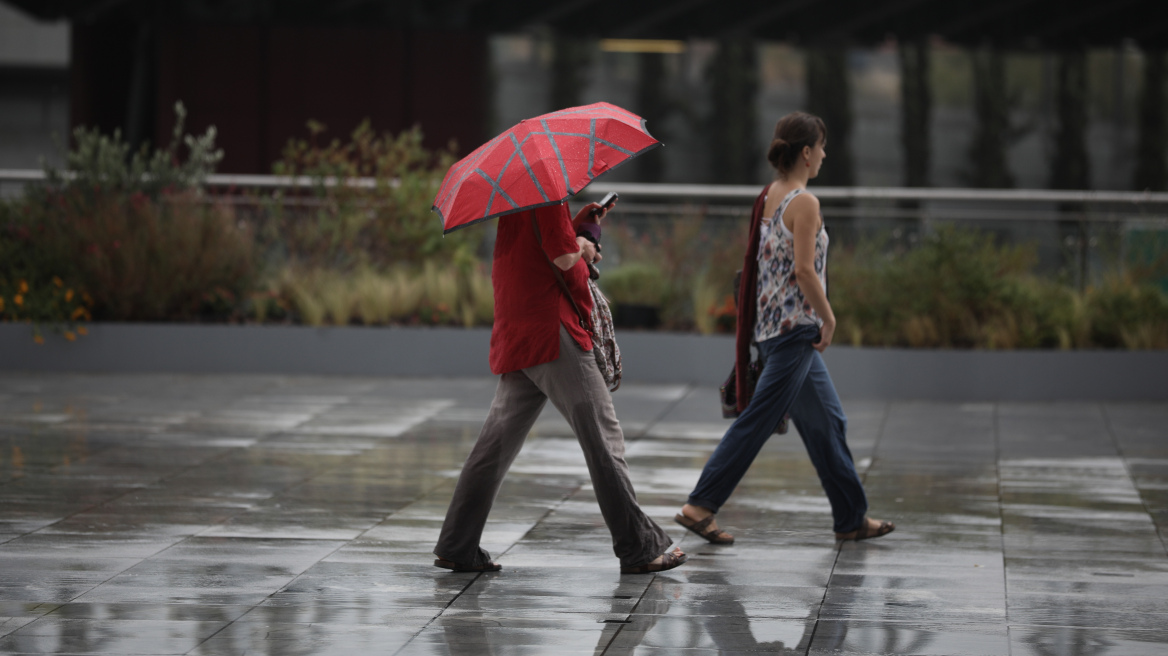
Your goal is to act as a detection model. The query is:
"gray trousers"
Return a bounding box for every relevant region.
[434,327,672,569]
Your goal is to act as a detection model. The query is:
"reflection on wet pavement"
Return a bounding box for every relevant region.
[1,373,1166,655]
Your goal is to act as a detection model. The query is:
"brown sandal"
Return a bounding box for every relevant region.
[674,513,735,545]
[621,550,688,575]
[835,518,895,542]
[434,558,502,572]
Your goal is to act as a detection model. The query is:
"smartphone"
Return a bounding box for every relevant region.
[592,191,619,216]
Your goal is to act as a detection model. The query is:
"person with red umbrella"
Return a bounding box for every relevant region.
[431,103,686,574]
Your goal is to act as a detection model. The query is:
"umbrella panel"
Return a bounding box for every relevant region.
[433,102,659,232]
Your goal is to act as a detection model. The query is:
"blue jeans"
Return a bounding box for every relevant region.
[688,324,868,533]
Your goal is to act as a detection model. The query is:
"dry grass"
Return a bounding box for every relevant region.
[274,263,493,327]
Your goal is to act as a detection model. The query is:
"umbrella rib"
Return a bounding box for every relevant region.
[476,137,530,216]
[435,132,507,208]
[540,119,574,196]
[542,129,638,157]
[510,133,551,203]
[588,119,597,180]
[474,168,519,217]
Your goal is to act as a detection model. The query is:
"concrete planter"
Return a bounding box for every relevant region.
[2,322,1165,401]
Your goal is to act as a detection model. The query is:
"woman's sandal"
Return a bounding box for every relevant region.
[834,518,895,542]
[434,558,502,572]
[620,550,688,575]
[674,513,735,545]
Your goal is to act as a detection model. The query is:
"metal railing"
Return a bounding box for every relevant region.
[6,168,1168,207]
[4,168,1166,288]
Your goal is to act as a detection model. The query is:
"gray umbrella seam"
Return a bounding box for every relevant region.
[473,168,519,218]
[510,133,550,203]
[540,119,573,196]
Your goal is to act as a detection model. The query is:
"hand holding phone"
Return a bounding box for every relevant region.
[591,191,619,217]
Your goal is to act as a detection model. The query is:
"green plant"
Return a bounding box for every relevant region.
[270,120,481,270]
[608,209,744,329]
[599,263,669,307]
[6,189,255,322]
[1085,274,1168,349]
[41,101,221,200]
[2,102,245,329]
[831,226,1035,347]
[826,226,1168,350]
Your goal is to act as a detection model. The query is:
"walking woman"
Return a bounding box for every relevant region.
[675,112,894,544]
[434,199,686,574]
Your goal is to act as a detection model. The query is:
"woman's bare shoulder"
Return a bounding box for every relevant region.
[786,191,820,219]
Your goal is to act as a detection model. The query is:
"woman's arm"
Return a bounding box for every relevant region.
[788,194,836,351]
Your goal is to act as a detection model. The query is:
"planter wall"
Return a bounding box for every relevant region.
[2,323,1165,401]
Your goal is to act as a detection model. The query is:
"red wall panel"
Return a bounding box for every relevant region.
[156,24,266,173]
[265,27,408,163]
[152,25,488,173]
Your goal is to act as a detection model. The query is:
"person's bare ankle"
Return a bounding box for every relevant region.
[682,504,712,520]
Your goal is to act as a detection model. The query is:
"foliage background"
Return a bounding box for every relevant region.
[3,112,1166,349]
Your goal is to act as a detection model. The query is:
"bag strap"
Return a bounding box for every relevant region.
[531,212,592,334]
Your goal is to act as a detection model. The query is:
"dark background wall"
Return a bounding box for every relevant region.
[69,19,489,173]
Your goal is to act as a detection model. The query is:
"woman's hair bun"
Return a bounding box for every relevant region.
[767,138,789,167]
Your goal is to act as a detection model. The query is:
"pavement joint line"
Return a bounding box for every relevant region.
[626,383,694,443]
[802,401,891,655]
[1101,403,1168,558]
[596,569,659,656]
[992,403,1013,654]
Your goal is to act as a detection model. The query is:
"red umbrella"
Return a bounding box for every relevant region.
[432,102,660,233]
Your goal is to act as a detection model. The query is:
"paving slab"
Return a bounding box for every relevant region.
[0,372,1166,655]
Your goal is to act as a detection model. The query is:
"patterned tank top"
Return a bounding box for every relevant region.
[754,188,829,343]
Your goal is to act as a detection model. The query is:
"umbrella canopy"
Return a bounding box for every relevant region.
[432,102,660,233]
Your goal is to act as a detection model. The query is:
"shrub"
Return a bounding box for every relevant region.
[607,209,745,329]
[42,101,222,199]
[599,263,669,307]
[269,120,481,270]
[827,225,1168,349]
[1,104,252,325]
[1085,275,1168,349]
[833,226,1037,347]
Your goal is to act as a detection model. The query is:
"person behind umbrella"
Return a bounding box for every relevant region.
[433,197,686,575]
[674,111,895,545]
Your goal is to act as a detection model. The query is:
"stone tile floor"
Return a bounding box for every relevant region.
[0,372,1165,655]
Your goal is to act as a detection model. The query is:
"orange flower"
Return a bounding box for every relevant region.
[64,331,76,341]
[52,277,63,288]
[77,326,88,335]
[33,334,44,345]
[0,297,5,312]
[65,289,74,302]
[18,280,28,293]
[13,294,22,306]
[71,307,86,320]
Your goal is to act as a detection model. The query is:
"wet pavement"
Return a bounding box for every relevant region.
[0,372,1165,655]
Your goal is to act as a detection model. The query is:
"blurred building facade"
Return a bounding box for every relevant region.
[0,2,69,168]
[1,0,1165,191]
